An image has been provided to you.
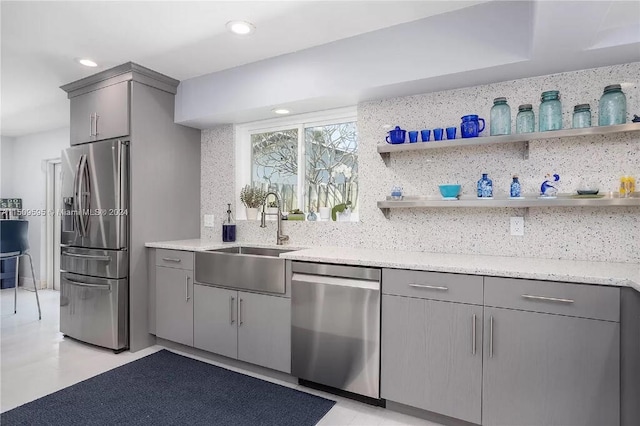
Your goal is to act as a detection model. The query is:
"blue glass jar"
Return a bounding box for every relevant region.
[510,176,521,198]
[572,104,591,128]
[477,173,493,198]
[516,104,535,134]
[490,97,511,135]
[598,84,627,126]
[539,90,562,132]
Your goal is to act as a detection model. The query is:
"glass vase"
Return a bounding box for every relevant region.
[539,90,562,132]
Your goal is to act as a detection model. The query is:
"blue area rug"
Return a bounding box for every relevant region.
[1,349,335,425]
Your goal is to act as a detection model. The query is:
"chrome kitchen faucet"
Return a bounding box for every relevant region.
[260,192,289,245]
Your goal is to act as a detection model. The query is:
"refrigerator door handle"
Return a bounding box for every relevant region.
[81,155,91,236]
[73,155,83,235]
[64,277,111,291]
[62,252,110,261]
[76,154,89,236]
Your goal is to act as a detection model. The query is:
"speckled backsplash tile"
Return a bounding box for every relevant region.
[201,124,235,242]
[201,63,640,263]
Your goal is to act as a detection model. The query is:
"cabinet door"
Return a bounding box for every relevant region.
[237,291,291,373]
[483,307,620,426]
[155,266,193,346]
[381,295,482,424]
[70,81,129,145]
[193,285,238,359]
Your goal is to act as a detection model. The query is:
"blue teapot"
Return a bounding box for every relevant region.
[386,126,406,144]
[460,115,486,138]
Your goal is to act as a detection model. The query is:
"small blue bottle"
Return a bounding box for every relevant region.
[477,173,493,198]
[510,175,521,198]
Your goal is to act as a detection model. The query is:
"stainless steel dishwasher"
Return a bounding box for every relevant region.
[291,262,381,400]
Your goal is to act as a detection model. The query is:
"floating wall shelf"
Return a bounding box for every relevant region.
[377,194,640,219]
[377,123,640,165]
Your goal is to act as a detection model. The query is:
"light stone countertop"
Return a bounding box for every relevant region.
[145,239,640,293]
[144,239,310,252]
[280,246,640,293]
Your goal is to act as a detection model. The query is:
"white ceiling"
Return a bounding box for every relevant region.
[2,1,639,138]
[0,0,487,137]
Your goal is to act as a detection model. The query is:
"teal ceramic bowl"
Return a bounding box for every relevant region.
[439,184,461,198]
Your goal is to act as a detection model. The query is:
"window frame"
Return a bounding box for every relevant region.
[235,106,357,220]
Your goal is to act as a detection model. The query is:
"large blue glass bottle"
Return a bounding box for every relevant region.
[477,173,493,198]
[539,90,562,131]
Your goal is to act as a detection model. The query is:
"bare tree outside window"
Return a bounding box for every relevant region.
[305,122,358,213]
[250,121,358,218]
[251,129,298,211]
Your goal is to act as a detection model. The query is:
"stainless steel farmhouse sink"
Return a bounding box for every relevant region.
[210,246,293,258]
[194,246,296,294]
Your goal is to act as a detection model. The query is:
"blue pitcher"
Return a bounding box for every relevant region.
[386,126,406,144]
[460,115,485,138]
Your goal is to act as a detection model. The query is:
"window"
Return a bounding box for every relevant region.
[237,107,358,221]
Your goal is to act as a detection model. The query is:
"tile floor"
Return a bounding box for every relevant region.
[1,288,442,426]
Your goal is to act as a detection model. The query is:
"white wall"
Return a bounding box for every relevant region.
[10,127,69,286]
[1,136,15,196]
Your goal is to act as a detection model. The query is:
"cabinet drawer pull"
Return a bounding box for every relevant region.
[409,284,448,291]
[162,257,182,263]
[522,294,574,304]
[239,298,243,326]
[472,314,477,355]
[230,296,235,324]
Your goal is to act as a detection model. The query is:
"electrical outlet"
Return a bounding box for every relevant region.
[510,217,524,236]
[204,214,215,228]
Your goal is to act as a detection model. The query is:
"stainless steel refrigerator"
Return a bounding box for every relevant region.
[60,138,128,351]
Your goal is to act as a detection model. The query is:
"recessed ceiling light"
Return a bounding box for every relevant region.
[226,20,255,35]
[77,58,98,67]
[272,108,290,115]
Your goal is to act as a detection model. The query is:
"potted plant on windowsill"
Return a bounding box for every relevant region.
[240,185,267,220]
[288,208,305,221]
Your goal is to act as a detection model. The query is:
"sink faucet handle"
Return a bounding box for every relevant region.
[260,210,267,228]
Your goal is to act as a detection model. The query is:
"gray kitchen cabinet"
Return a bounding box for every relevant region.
[237,291,291,373]
[381,294,482,424]
[192,284,291,373]
[193,284,238,359]
[70,80,130,145]
[482,307,620,426]
[155,266,193,347]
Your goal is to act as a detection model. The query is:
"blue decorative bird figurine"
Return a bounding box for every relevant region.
[540,173,560,197]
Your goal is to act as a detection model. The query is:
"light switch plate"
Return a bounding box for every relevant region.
[204,214,215,228]
[510,216,524,236]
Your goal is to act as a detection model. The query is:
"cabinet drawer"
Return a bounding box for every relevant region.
[155,249,193,270]
[382,269,483,305]
[484,277,619,321]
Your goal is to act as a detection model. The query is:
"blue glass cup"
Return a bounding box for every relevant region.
[446,127,456,139]
[420,129,431,142]
[408,131,419,143]
[433,128,444,141]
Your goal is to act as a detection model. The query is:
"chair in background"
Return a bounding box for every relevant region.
[0,220,41,320]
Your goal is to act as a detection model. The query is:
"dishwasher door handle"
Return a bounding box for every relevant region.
[292,273,379,291]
